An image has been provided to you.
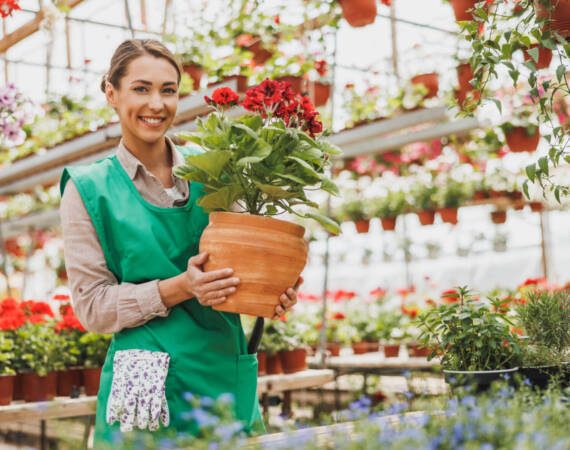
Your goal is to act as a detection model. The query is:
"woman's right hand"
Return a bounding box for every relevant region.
[184,252,239,306]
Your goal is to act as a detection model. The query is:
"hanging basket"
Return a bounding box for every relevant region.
[201,212,308,319]
[339,0,378,27]
[411,73,439,98]
[182,64,205,91]
[449,0,479,21]
[274,76,306,94]
[505,126,540,152]
[354,219,370,234]
[523,44,553,69]
[535,0,570,38]
[529,201,544,212]
[239,37,274,66]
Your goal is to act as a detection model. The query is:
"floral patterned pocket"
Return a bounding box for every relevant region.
[106,349,170,432]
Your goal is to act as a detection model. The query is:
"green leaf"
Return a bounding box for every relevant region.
[556,64,565,83]
[237,114,263,131]
[184,150,231,179]
[253,181,297,199]
[527,46,540,63]
[236,140,272,165]
[318,140,342,156]
[231,122,261,140]
[287,156,322,180]
[304,211,341,234]
[320,178,340,196]
[204,113,220,132]
[275,172,310,185]
[508,70,519,85]
[538,156,549,176]
[197,185,244,212]
[525,164,536,182]
[491,99,502,114]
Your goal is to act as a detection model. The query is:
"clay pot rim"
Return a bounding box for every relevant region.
[209,212,305,237]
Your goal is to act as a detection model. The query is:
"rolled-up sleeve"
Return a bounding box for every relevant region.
[60,180,170,334]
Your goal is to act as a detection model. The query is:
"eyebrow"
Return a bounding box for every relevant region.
[130,80,177,86]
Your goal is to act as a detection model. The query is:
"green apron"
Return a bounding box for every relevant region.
[60,145,264,446]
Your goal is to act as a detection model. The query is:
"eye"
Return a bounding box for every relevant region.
[163,88,177,94]
[134,86,147,92]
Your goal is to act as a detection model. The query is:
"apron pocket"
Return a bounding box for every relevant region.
[235,354,259,429]
[106,349,171,432]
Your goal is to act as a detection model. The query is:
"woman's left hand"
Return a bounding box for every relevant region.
[273,276,303,319]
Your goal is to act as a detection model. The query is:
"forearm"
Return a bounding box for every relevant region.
[158,273,194,308]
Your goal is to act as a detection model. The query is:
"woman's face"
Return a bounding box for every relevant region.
[105,54,179,146]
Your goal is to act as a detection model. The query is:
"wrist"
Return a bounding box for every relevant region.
[179,272,194,298]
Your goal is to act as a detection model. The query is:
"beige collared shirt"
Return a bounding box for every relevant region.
[59,136,189,334]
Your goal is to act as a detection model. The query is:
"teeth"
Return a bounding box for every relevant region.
[140,117,163,124]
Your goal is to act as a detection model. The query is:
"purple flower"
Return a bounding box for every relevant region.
[2,122,25,145]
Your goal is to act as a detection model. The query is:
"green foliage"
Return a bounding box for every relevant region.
[78,332,112,368]
[0,333,15,375]
[58,329,84,369]
[369,191,408,218]
[12,323,63,376]
[174,110,341,233]
[339,198,370,221]
[437,178,469,208]
[410,183,437,211]
[417,286,522,371]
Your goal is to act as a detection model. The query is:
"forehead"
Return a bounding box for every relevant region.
[123,54,178,83]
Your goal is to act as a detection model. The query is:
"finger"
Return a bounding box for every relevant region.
[203,286,237,301]
[294,276,304,290]
[202,277,240,292]
[199,269,235,283]
[274,305,285,316]
[279,293,294,309]
[189,252,208,266]
[206,296,227,306]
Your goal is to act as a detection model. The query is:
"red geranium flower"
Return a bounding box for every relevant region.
[205,87,240,110]
[314,60,327,76]
[0,0,21,18]
[53,294,70,302]
[332,312,346,320]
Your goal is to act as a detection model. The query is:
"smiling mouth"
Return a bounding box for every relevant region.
[138,116,166,126]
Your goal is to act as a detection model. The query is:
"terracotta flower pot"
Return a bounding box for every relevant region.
[407,343,430,358]
[411,73,439,98]
[383,344,400,358]
[274,75,306,94]
[455,86,481,109]
[354,219,370,234]
[242,38,274,66]
[352,341,370,355]
[438,207,458,225]
[490,210,507,224]
[182,64,205,91]
[209,75,249,93]
[57,369,82,397]
[326,342,341,357]
[266,354,283,375]
[22,373,56,402]
[489,190,507,199]
[366,340,380,352]
[380,217,397,231]
[505,126,540,152]
[279,349,308,374]
[449,0,479,21]
[416,210,435,226]
[529,201,544,212]
[0,375,15,406]
[257,351,267,376]
[82,367,102,396]
[339,0,377,27]
[12,373,24,401]
[201,212,308,318]
[472,190,488,201]
[311,81,331,106]
[534,0,570,38]
[509,191,523,201]
[456,63,475,92]
[523,44,553,69]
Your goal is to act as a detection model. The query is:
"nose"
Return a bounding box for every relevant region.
[148,90,164,111]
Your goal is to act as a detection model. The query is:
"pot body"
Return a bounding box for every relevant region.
[339,0,378,27]
[57,369,82,397]
[311,81,331,106]
[523,44,553,69]
[327,342,341,357]
[535,0,570,38]
[274,76,305,94]
[505,126,540,152]
[257,351,267,376]
[450,0,479,21]
[0,374,15,406]
[408,343,430,358]
[354,219,370,234]
[352,341,370,355]
[438,207,458,225]
[182,64,205,91]
[411,73,439,98]
[383,344,401,358]
[245,40,273,66]
[201,212,308,318]
[491,211,507,224]
[23,372,56,402]
[529,201,544,212]
[82,367,102,396]
[380,217,397,231]
[266,353,283,375]
[12,373,23,400]
[444,367,518,392]
[279,349,308,374]
[417,210,435,226]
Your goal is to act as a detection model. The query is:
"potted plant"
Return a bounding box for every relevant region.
[410,72,439,99]
[491,209,507,224]
[348,310,381,354]
[165,33,214,91]
[515,289,570,388]
[255,54,316,94]
[417,286,522,391]
[174,81,341,318]
[370,191,408,231]
[78,332,112,396]
[340,198,371,233]
[522,43,553,70]
[387,82,429,114]
[410,183,437,225]
[54,305,85,396]
[444,0,480,22]
[308,59,331,107]
[0,333,15,405]
[208,50,254,93]
[378,311,403,358]
[436,178,468,225]
[338,0,379,28]
[341,83,386,128]
[319,312,352,356]
[261,321,288,374]
[278,318,310,374]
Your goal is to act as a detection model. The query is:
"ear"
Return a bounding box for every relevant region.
[105,82,118,110]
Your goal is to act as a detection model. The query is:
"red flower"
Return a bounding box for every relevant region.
[236,33,256,47]
[0,297,19,313]
[28,314,46,324]
[345,83,355,89]
[205,87,240,109]
[314,60,327,76]
[372,390,387,404]
[274,15,280,24]
[56,308,86,332]
[380,0,391,5]
[332,312,346,320]
[441,289,459,303]
[0,313,25,330]
[30,301,54,317]
[401,306,418,318]
[370,287,387,298]
[0,0,21,18]
[53,294,70,302]
[426,299,437,307]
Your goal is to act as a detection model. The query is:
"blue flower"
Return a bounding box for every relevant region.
[404,391,414,399]
[200,396,215,408]
[157,438,175,449]
[480,444,494,450]
[191,408,219,428]
[215,421,243,442]
[217,392,235,405]
[460,395,476,407]
[359,396,372,406]
[183,391,195,403]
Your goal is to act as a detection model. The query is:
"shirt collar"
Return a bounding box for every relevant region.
[116,136,182,180]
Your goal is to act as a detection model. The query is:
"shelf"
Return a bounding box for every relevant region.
[1,209,61,239]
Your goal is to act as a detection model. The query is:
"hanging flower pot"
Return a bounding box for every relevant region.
[311,81,331,106]
[411,73,439,98]
[339,0,378,27]
[354,219,370,234]
[449,0,479,21]
[202,213,308,319]
[534,0,570,38]
[407,343,430,358]
[504,126,540,152]
[82,367,102,396]
[257,351,267,376]
[352,341,370,354]
[491,210,507,224]
[438,207,458,225]
[237,35,274,66]
[529,201,544,212]
[266,353,283,375]
[380,217,397,231]
[383,344,400,358]
[22,372,56,402]
[416,210,435,226]
[456,63,475,92]
[523,44,553,69]
[57,368,82,397]
[182,64,205,91]
[0,375,15,406]
[274,75,306,94]
[210,75,249,93]
[279,349,308,374]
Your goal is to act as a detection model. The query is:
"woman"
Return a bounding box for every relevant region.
[59,39,300,444]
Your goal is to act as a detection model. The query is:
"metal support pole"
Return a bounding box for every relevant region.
[539,210,551,281]
[124,0,135,38]
[0,220,12,297]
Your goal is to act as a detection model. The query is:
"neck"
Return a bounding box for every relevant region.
[121,133,171,171]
